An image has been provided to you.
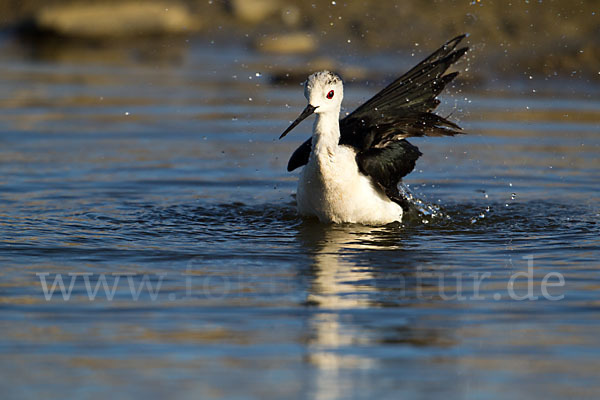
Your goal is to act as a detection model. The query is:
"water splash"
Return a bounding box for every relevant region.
[398,184,446,222]
[399,185,501,226]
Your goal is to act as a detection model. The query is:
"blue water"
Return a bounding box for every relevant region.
[0,40,599,399]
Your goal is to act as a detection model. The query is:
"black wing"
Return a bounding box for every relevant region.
[287,137,312,172]
[350,34,467,209]
[356,140,422,211]
[339,34,468,150]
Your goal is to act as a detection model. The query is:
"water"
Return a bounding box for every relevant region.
[1,40,599,399]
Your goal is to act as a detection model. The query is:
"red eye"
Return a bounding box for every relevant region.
[326,90,334,99]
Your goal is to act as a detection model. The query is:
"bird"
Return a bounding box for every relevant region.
[279,34,469,225]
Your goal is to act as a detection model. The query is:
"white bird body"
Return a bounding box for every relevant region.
[296,108,403,225]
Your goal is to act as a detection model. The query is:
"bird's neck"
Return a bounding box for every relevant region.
[311,111,340,158]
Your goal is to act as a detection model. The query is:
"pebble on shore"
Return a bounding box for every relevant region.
[255,32,317,54]
[34,2,200,38]
[228,0,281,24]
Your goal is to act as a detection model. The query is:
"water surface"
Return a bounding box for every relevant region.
[0,41,599,399]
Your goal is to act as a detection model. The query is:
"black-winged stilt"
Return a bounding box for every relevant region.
[279,35,469,225]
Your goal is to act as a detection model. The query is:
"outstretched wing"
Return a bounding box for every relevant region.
[349,35,468,209]
[339,34,468,150]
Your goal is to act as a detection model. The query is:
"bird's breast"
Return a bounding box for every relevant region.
[298,145,360,211]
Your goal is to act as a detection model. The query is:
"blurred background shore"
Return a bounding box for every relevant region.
[0,0,598,80]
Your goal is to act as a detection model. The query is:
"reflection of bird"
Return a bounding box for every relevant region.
[279,35,468,225]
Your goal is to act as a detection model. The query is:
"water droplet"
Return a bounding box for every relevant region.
[255,72,262,77]
[248,97,253,101]
[511,193,517,200]
[124,111,130,116]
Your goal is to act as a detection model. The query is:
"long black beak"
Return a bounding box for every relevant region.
[279,104,318,139]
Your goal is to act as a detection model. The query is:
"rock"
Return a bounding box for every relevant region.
[255,32,317,54]
[34,2,199,38]
[228,0,280,24]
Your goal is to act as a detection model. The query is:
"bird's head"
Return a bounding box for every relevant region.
[280,71,343,139]
[304,70,344,113]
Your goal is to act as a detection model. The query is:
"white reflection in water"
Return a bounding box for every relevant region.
[302,225,385,399]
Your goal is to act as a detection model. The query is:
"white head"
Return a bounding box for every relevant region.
[304,71,344,114]
[280,70,344,139]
